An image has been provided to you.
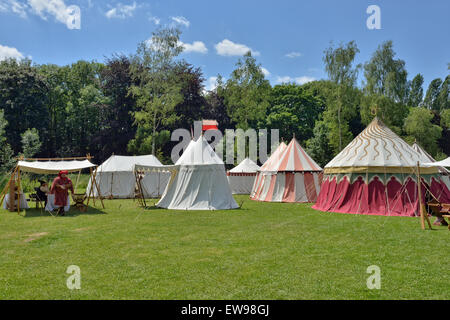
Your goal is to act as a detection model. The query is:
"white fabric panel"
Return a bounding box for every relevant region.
[424,157,450,168]
[45,194,70,212]
[442,176,450,191]
[87,172,135,198]
[294,173,308,202]
[18,160,96,174]
[228,175,257,194]
[259,175,272,201]
[141,171,170,198]
[157,164,238,210]
[3,193,29,210]
[271,173,285,202]
[313,173,321,195]
[98,155,163,172]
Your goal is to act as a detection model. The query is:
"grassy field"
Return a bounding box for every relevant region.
[0,195,448,300]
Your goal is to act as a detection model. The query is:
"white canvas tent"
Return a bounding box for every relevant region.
[155,136,239,210]
[86,155,169,199]
[227,158,260,194]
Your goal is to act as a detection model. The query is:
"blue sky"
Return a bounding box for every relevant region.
[0,0,448,90]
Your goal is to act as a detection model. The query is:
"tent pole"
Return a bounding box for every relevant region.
[417,162,432,230]
[0,166,17,208]
[74,170,81,193]
[17,168,21,215]
[92,167,104,209]
[87,167,94,207]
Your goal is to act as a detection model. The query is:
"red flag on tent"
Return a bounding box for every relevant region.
[202,120,218,131]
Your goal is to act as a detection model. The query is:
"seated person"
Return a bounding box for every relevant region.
[50,171,74,216]
[35,180,49,206]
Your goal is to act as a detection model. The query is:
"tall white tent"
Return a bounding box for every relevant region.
[156,136,239,210]
[227,158,260,194]
[86,155,169,199]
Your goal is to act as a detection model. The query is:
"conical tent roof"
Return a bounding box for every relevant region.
[412,142,449,174]
[176,136,223,165]
[260,142,287,171]
[273,137,322,172]
[325,117,438,174]
[229,158,260,173]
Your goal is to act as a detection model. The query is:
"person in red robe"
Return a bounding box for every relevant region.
[50,170,74,216]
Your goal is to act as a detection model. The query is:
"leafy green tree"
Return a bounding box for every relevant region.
[266,83,323,142]
[0,59,49,153]
[423,78,442,111]
[21,128,42,158]
[364,41,409,104]
[306,120,333,167]
[407,74,424,107]
[404,107,442,156]
[0,110,15,172]
[441,109,450,128]
[223,52,271,130]
[129,27,184,155]
[360,94,409,133]
[97,55,137,161]
[323,41,361,151]
[436,75,449,111]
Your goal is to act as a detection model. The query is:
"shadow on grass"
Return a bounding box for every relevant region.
[21,205,106,218]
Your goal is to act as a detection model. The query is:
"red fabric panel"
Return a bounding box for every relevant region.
[430,178,450,203]
[313,175,427,216]
[304,172,317,202]
[264,175,277,201]
[312,177,329,210]
[282,173,296,202]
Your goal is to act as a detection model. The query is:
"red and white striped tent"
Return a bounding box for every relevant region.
[251,138,323,202]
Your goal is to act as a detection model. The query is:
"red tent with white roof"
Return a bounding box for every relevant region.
[250,138,323,202]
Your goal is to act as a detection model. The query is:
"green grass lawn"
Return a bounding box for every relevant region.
[0,195,448,300]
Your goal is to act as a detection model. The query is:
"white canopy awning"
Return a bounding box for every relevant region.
[17,160,97,174]
[423,157,450,168]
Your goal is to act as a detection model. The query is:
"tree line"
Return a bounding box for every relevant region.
[0,27,448,173]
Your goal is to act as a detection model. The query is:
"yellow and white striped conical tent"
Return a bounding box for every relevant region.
[313,117,450,216]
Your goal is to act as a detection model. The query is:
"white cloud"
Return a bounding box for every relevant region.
[261,67,270,77]
[149,15,160,25]
[179,40,207,54]
[105,1,136,19]
[171,15,189,27]
[28,0,81,29]
[205,76,218,91]
[276,75,316,85]
[0,44,25,61]
[0,0,28,18]
[215,39,260,57]
[285,52,302,58]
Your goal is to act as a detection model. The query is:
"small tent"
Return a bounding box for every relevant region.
[86,155,169,199]
[0,156,101,213]
[412,142,450,183]
[156,136,239,210]
[251,138,322,202]
[313,117,450,216]
[227,158,260,194]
